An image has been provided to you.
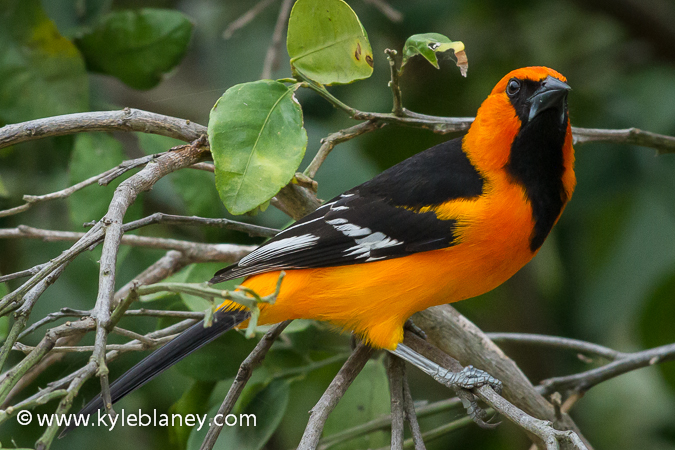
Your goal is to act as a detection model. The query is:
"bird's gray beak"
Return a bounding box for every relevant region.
[528,76,571,122]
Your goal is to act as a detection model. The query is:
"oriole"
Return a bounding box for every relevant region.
[68,66,574,428]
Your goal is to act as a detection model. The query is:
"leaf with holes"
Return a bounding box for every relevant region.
[209,80,307,215]
[287,0,373,85]
[401,33,467,76]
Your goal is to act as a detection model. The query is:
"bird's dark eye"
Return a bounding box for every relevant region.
[506,79,521,97]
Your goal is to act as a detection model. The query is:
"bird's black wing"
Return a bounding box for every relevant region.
[211,137,484,284]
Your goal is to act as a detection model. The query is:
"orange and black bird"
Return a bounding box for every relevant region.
[66,66,575,430]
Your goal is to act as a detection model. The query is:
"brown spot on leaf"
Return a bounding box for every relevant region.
[365,54,374,68]
[354,43,361,61]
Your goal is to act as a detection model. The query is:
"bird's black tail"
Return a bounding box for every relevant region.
[59,308,250,438]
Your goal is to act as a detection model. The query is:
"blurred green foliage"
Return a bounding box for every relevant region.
[1,0,675,449]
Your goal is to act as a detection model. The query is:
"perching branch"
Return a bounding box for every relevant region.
[413,306,592,450]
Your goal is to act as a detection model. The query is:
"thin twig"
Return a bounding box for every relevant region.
[486,333,627,361]
[303,120,385,179]
[539,342,675,397]
[317,398,462,450]
[297,342,374,450]
[200,320,292,450]
[388,355,406,450]
[572,126,675,154]
[0,263,48,284]
[385,49,404,116]
[115,212,279,238]
[261,0,293,79]
[0,265,68,374]
[401,375,426,450]
[0,226,257,262]
[223,0,278,39]
[363,0,403,22]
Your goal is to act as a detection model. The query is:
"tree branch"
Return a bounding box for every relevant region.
[387,355,406,450]
[297,342,374,450]
[223,0,278,39]
[0,108,206,150]
[261,0,294,79]
[200,320,292,450]
[412,305,592,450]
[486,332,626,361]
[539,342,675,397]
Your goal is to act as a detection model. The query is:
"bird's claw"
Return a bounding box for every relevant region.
[435,365,502,394]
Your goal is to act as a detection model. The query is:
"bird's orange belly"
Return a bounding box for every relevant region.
[237,191,536,350]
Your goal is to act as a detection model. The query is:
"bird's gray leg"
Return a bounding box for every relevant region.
[391,343,502,393]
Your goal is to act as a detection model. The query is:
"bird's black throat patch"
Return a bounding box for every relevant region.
[506,108,568,252]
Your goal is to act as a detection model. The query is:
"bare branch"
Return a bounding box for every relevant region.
[0,153,156,219]
[486,332,626,361]
[304,120,385,179]
[401,375,426,450]
[223,0,278,39]
[117,212,279,238]
[200,320,291,450]
[261,0,294,79]
[363,0,404,22]
[0,263,48,284]
[0,265,68,373]
[572,126,675,154]
[297,342,374,450]
[387,355,406,450]
[385,49,404,116]
[0,225,256,261]
[539,342,675,397]
[412,305,592,450]
[318,398,462,450]
[0,108,206,150]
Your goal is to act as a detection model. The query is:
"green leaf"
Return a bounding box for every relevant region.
[67,133,143,227]
[75,8,193,90]
[209,80,307,215]
[0,0,88,123]
[287,0,373,85]
[323,360,390,449]
[41,0,112,37]
[187,379,291,450]
[639,270,675,393]
[401,33,467,76]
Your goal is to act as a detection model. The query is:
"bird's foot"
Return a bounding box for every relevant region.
[434,364,502,394]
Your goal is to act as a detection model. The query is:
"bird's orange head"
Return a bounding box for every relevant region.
[463,66,576,251]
